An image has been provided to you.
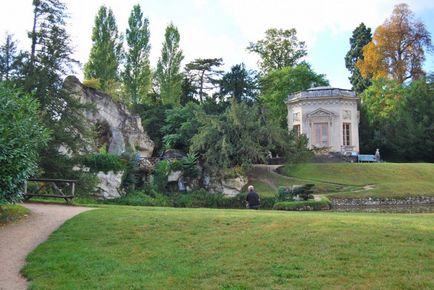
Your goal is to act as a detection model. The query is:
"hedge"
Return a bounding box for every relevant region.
[273,197,331,211]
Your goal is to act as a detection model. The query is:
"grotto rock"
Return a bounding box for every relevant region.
[64,76,154,158]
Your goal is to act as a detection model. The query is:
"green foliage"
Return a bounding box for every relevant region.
[135,103,172,155]
[0,86,50,204]
[161,102,202,151]
[84,5,122,91]
[260,63,329,127]
[0,204,30,224]
[121,151,141,190]
[72,171,100,197]
[82,78,101,90]
[152,160,171,192]
[223,165,246,179]
[76,153,125,173]
[247,28,307,72]
[384,77,434,161]
[285,131,313,164]
[155,23,184,105]
[179,153,199,178]
[185,58,223,102]
[273,197,331,211]
[104,189,277,209]
[345,23,372,94]
[123,4,152,104]
[20,1,93,180]
[191,101,294,175]
[102,190,171,207]
[360,79,404,123]
[0,34,21,83]
[219,63,258,103]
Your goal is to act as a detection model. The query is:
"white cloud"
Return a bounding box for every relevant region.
[1,0,433,86]
[220,0,434,51]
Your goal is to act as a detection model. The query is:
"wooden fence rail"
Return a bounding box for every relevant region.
[24,178,77,203]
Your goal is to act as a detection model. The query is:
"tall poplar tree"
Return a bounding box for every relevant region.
[155,23,184,105]
[345,23,372,94]
[123,4,151,104]
[84,5,122,90]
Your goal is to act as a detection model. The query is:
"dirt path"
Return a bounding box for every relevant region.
[0,203,94,290]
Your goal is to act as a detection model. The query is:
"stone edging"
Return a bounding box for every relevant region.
[331,196,434,207]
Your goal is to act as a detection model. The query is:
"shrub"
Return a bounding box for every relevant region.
[103,191,171,207]
[101,189,278,210]
[273,197,331,211]
[0,85,51,204]
[152,160,171,192]
[83,78,101,90]
[77,153,126,173]
[121,151,141,190]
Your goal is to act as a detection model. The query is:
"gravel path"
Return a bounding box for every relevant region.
[0,203,94,290]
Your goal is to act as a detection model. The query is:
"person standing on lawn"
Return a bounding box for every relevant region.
[246,185,260,210]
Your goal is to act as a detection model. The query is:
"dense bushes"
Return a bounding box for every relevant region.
[76,153,126,173]
[105,190,278,209]
[0,86,50,204]
[273,197,331,211]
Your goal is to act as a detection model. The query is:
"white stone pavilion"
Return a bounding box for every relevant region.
[286,87,360,153]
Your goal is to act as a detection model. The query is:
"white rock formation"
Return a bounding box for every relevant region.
[96,171,123,199]
[209,176,248,197]
[64,76,154,158]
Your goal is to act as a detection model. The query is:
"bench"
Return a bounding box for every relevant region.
[357,154,377,163]
[24,178,77,203]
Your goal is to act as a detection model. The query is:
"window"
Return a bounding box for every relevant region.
[293,125,301,136]
[343,123,351,146]
[313,123,329,147]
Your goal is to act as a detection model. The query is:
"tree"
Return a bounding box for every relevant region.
[396,76,434,161]
[260,63,329,127]
[155,23,184,105]
[161,102,202,151]
[190,101,298,175]
[345,23,372,94]
[357,3,433,84]
[0,85,50,204]
[23,0,92,176]
[84,5,122,90]
[123,4,151,104]
[185,58,223,102]
[247,28,307,72]
[360,79,404,123]
[358,79,405,159]
[219,63,258,103]
[0,34,21,83]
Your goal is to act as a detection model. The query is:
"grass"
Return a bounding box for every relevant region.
[22,206,434,289]
[279,163,434,198]
[0,204,30,225]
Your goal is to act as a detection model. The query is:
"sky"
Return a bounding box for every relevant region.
[1,0,434,89]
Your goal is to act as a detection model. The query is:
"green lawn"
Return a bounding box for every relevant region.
[23,206,434,289]
[0,204,30,224]
[280,163,434,198]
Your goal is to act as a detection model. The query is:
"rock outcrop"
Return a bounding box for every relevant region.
[64,76,154,158]
[208,176,248,197]
[96,171,123,199]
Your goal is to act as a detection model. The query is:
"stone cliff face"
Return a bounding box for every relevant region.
[64,76,154,158]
